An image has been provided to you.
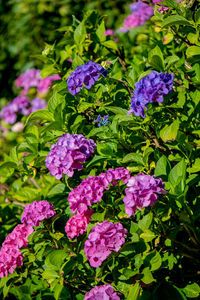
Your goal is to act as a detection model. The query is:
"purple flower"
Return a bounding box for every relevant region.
[30,98,47,112]
[45,133,96,179]
[15,68,41,92]
[84,221,127,267]
[105,29,115,36]
[68,167,130,214]
[13,96,30,115]
[123,1,154,30]
[0,102,18,124]
[21,200,56,226]
[128,71,174,118]
[67,61,108,95]
[84,284,120,300]
[94,115,109,127]
[37,74,60,94]
[123,173,167,217]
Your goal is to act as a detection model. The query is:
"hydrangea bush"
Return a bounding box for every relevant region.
[0,0,200,299]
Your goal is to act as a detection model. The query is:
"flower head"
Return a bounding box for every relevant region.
[94,115,109,127]
[0,102,18,124]
[128,71,174,118]
[37,74,60,94]
[65,210,93,240]
[84,284,120,300]
[15,68,41,91]
[84,221,127,267]
[123,173,167,217]
[45,133,96,179]
[3,224,34,249]
[67,61,108,95]
[21,200,56,226]
[0,246,23,278]
[68,167,130,214]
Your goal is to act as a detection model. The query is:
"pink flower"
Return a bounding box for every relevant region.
[21,200,56,226]
[3,224,34,249]
[105,29,115,36]
[15,68,41,91]
[0,246,23,278]
[84,221,127,267]
[123,173,167,217]
[65,210,93,240]
[84,284,120,300]
[37,74,60,94]
[67,168,130,214]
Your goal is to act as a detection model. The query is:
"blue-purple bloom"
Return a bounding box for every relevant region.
[128,71,174,118]
[0,103,18,124]
[94,115,109,127]
[67,61,108,95]
[29,98,47,113]
[45,133,96,179]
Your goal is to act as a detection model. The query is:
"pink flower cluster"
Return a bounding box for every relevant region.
[65,210,93,240]
[0,224,33,278]
[67,167,131,214]
[123,1,154,31]
[45,133,96,180]
[21,200,56,226]
[84,221,127,267]
[84,284,120,300]
[123,173,166,217]
[15,68,60,94]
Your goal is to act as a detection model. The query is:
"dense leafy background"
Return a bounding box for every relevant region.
[0,0,200,299]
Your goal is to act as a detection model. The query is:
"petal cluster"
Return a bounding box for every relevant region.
[123,173,167,217]
[65,210,93,240]
[84,221,127,267]
[67,61,108,95]
[84,284,120,300]
[37,74,60,94]
[0,224,33,278]
[68,167,131,214]
[123,1,154,30]
[128,71,174,118]
[45,133,96,179]
[21,200,56,226]
[15,68,41,91]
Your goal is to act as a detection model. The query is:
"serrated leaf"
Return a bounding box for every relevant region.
[162,15,191,28]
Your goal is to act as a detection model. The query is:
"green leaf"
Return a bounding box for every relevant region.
[187,158,200,174]
[106,106,127,115]
[47,183,65,197]
[160,119,179,142]
[138,213,153,231]
[25,109,54,127]
[162,15,192,28]
[127,282,140,300]
[45,250,68,270]
[0,161,17,171]
[103,40,118,51]
[182,283,200,298]
[153,283,187,300]
[97,142,115,157]
[186,46,200,58]
[48,81,67,113]
[141,267,155,284]
[140,230,156,242]
[150,251,162,271]
[148,45,165,71]
[96,20,106,42]
[154,155,170,177]
[122,153,144,165]
[74,20,86,44]
[168,159,186,187]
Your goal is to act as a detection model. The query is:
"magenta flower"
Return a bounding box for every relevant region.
[0,102,18,124]
[67,167,130,214]
[45,133,96,179]
[3,224,34,249]
[105,29,115,36]
[84,284,120,300]
[65,210,93,240]
[123,173,167,217]
[0,246,23,278]
[21,200,56,226]
[15,68,41,91]
[37,74,60,94]
[84,221,127,267]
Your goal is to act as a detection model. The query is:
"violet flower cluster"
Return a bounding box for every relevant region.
[128,71,174,118]
[84,284,120,300]
[67,61,108,95]
[84,221,127,267]
[123,173,167,217]
[94,115,109,127]
[65,210,93,240]
[21,200,56,226]
[0,224,33,278]
[122,1,154,31]
[45,133,96,180]
[67,167,131,214]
